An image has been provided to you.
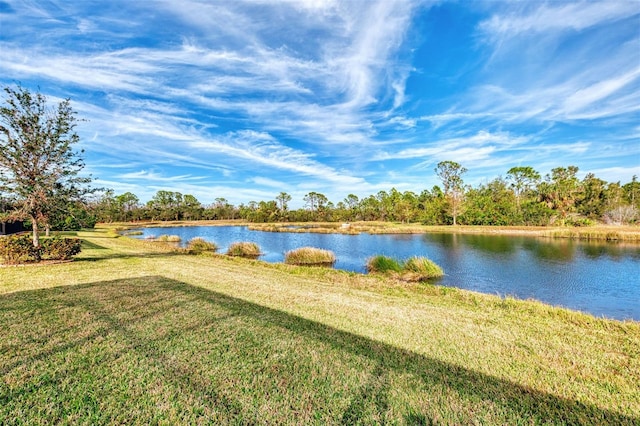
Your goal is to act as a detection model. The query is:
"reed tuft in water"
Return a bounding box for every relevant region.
[366,255,403,273]
[367,255,443,281]
[402,256,444,281]
[187,237,218,254]
[227,242,261,258]
[284,247,336,266]
[156,234,182,243]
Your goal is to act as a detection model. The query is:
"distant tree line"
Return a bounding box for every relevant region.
[89,162,640,227]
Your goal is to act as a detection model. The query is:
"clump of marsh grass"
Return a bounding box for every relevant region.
[367,255,444,281]
[401,256,444,281]
[186,237,218,254]
[366,255,403,273]
[227,242,261,258]
[155,234,182,243]
[284,247,336,267]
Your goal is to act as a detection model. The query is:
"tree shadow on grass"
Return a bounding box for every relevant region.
[77,239,187,262]
[0,276,636,424]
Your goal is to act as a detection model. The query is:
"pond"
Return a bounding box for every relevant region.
[131,226,640,321]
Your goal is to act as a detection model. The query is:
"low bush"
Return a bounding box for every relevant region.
[186,237,218,254]
[0,234,39,264]
[0,234,82,264]
[227,242,261,258]
[366,255,402,273]
[402,256,444,281]
[284,247,336,266]
[40,237,82,260]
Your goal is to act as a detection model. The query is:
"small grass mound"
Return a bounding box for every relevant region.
[366,255,403,273]
[187,237,218,254]
[367,255,444,281]
[402,256,444,281]
[284,247,336,266]
[156,234,182,243]
[227,242,261,258]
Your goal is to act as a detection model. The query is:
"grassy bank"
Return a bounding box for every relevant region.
[1,227,639,424]
[247,221,640,241]
[111,219,640,242]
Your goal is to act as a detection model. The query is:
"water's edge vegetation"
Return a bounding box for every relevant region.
[117,219,640,242]
[1,225,638,423]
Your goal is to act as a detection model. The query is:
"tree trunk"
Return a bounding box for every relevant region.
[31,219,40,247]
[45,224,50,237]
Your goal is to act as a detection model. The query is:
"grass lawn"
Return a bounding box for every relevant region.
[1,226,639,424]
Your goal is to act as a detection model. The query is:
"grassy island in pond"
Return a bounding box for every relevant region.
[0,225,638,424]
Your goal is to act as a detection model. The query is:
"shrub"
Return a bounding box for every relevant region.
[366,255,402,273]
[284,247,336,266]
[186,237,218,254]
[0,234,39,264]
[227,242,261,258]
[0,234,81,264]
[41,237,82,260]
[402,256,444,281]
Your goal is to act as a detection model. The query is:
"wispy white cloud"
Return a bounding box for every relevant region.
[1,0,637,204]
[249,176,289,189]
[479,1,639,36]
[561,67,640,117]
[118,170,207,182]
[190,130,365,185]
[375,131,530,161]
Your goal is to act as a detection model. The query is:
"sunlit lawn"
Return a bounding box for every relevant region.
[1,227,639,424]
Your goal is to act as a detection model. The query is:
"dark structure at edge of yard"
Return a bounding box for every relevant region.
[0,221,26,236]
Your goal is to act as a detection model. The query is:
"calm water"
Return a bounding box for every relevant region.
[133,226,640,321]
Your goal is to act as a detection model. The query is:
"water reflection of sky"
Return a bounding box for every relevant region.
[133,227,640,321]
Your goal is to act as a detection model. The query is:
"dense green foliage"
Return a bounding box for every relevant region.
[89,165,640,226]
[0,234,81,264]
[0,85,95,247]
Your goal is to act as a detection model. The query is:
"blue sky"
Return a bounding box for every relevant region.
[1,0,639,207]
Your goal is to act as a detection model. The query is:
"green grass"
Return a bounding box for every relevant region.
[1,227,639,424]
[367,255,444,281]
[402,256,444,280]
[226,241,261,258]
[366,255,403,273]
[284,247,336,266]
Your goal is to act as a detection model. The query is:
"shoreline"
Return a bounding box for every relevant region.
[104,220,640,242]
